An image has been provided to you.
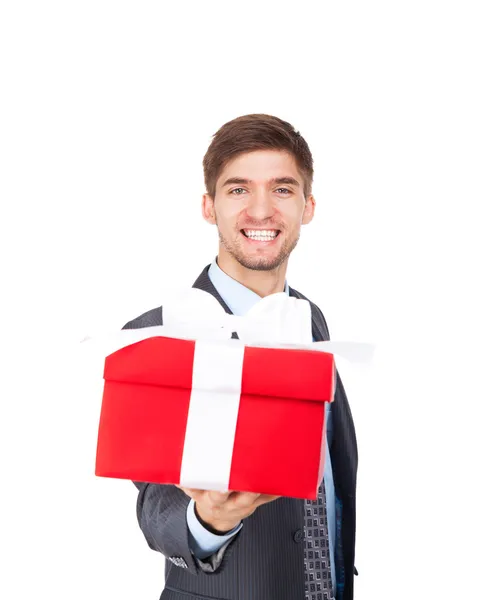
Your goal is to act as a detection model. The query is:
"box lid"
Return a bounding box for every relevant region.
[104,337,334,403]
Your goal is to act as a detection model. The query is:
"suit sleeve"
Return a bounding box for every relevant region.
[133,481,240,574]
[133,481,199,574]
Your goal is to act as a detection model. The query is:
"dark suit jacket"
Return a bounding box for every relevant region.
[123,265,358,600]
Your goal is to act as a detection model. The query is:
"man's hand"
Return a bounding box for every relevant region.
[177,486,280,533]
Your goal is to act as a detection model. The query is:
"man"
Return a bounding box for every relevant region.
[123,114,358,600]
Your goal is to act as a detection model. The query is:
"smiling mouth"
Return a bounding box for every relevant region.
[241,229,280,242]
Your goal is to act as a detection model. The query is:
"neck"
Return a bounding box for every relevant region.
[216,250,288,298]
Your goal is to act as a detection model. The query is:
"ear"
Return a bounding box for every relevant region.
[202,193,216,224]
[302,195,316,225]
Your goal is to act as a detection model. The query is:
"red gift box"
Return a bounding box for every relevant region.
[95,336,335,500]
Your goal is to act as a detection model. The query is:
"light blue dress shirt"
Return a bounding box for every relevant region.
[186,259,337,591]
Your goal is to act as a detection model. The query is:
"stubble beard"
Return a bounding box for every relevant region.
[217,227,300,272]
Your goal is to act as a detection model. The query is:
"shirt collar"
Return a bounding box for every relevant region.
[208,258,289,316]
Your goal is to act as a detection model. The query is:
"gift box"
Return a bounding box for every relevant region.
[95,335,335,500]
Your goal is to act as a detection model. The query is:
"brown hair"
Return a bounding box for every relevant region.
[203,114,314,199]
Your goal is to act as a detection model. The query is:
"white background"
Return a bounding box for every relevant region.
[1,1,491,599]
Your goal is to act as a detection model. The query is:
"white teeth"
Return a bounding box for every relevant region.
[244,229,278,241]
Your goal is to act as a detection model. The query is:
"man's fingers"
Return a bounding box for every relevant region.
[176,485,203,500]
[207,490,232,505]
[177,487,228,507]
[227,492,280,509]
[255,494,281,506]
[230,492,262,509]
[176,487,277,512]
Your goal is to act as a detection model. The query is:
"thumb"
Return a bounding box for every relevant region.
[255,494,281,506]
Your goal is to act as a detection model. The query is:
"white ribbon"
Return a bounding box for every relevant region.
[82,287,375,363]
[180,340,245,491]
[160,287,313,345]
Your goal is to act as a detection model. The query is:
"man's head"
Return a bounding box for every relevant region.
[202,114,315,273]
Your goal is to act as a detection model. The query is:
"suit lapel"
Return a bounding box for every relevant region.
[192,264,234,315]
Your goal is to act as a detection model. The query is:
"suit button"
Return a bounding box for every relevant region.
[293,529,304,543]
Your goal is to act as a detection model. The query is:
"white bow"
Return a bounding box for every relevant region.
[81,287,374,364]
[160,288,313,345]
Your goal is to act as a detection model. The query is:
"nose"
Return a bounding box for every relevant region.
[245,188,275,221]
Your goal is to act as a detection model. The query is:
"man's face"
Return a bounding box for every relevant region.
[203,150,315,271]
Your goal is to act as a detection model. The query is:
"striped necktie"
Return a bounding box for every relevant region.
[304,479,335,599]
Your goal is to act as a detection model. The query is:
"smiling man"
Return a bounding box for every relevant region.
[124,114,358,600]
[202,149,314,295]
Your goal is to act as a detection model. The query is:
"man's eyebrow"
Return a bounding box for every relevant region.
[221,177,251,187]
[221,176,301,188]
[270,177,300,187]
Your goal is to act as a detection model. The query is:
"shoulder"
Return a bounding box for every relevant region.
[122,306,163,330]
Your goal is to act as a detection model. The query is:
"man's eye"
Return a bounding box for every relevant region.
[230,188,246,195]
[276,188,291,194]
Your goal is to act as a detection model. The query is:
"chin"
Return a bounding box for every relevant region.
[235,252,289,272]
